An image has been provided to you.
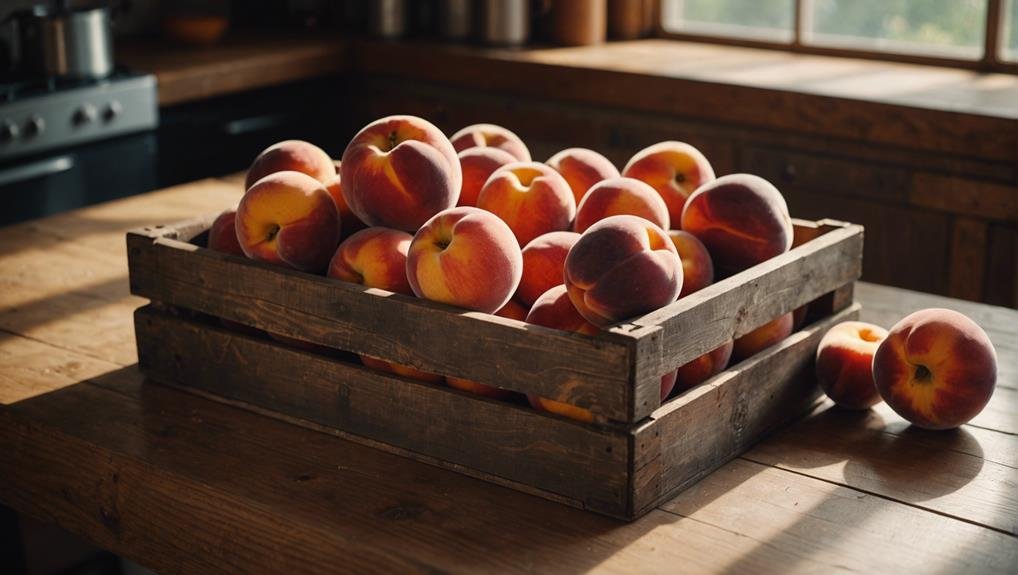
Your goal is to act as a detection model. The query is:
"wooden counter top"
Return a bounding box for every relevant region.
[0,178,1016,573]
[117,33,348,106]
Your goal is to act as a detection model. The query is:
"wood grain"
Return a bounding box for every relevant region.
[948,217,989,301]
[631,304,858,515]
[127,228,635,421]
[118,34,348,106]
[134,305,632,516]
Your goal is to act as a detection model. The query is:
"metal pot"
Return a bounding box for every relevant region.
[9,2,115,80]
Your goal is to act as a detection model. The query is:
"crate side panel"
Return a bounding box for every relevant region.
[127,234,635,421]
[134,306,631,515]
[631,303,860,514]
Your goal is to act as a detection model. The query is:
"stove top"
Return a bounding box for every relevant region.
[0,70,159,162]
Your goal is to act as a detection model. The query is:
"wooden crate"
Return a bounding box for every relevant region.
[127,217,863,519]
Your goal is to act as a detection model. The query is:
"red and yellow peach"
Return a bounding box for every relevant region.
[667,230,714,298]
[517,231,580,307]
[245,139,336,190]
[873,308,997,429]
[457,147,517,208]
[680,174,793,273]
[674,340,734,394]
[573,177,669,234]
[816,321,888,410]
[546,147,620,205]
[476,162,576,247]
[340,115,461,231]
[451,123,531,162]
[622,141,715,225]
[208,209,245,256]
[236,171,340,273]
[406,207,523,313]
[327,227,413,295]
[733,313,794,361]
[564,215,682,326]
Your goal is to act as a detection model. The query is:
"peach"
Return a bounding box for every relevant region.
[340,115,461,232]
[245,140,335,190]
[517,231,581,307]
[323,166,367,240]
[208,209,245,256]
[450,123,531,162]
[236,171,340,273]
[476,162,576,247]
[360,355,444,384]
[573,177,669,233]
[816,321,889,410]
[457,147,517,208]
[873,308,997,430]
[564,215,682,326]
[546,147,620,205]
[622,141,715,225]
[327,227,413,295]
[732,313,794,361]
[526,284,600,336]
[680,174,794,273]
[667,230,714,298]
[674,340,734,394]
[406,207,523,313]
[495,299,530,321]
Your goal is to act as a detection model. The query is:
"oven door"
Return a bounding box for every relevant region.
[0,130,157,226]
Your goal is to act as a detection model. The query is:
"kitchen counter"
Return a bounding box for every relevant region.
[117,33,349,106]
[0,177,1016,573]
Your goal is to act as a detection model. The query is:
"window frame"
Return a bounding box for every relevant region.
[656,0,1018,74]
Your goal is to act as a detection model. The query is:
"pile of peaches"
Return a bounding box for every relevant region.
[209,115,996,429]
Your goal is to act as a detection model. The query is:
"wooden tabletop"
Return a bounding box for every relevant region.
[1,177,1016,573]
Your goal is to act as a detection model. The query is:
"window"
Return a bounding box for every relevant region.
[661,0,1017,72]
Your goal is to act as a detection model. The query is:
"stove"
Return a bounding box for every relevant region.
[0,70,158,162]
[0,70,159,226]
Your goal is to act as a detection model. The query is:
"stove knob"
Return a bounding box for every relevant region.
[0,121,19,142]
[23,115,45,137]
[103,100,123,122]
[74,104,97,126]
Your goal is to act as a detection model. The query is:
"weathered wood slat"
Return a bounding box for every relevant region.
[127,227,634,421]
[630,304,859,515]
[620,221,863,400]
[134,306,632,516]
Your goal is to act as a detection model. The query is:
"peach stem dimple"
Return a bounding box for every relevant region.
[858,328,880,342]
[265,223,281,242]
[914,364,932,381]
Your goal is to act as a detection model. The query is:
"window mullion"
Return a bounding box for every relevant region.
[985,0,1003,67]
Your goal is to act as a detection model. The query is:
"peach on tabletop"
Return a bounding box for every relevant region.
[360,355,444,384]
[546,147,620,205]
[733,313,794,361]
[406,207,523,314]
[245,140,335,190]
[816,321,889,410]
[517,231,581,307]
[667,230,714,298]
[323,169,367,239]
[341,115,461,232]
[622,141,715,225]
[873,308,997,430]
[680,173,794,273]
[451,123,531,162]
[327,227,413,295]
[674,340,734,394]
[457,147,517,208]
[236,171,341,273]
[476,162,576,247]
[564,215,682,326]
[208,209,245,256]
[573,177,669,234]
